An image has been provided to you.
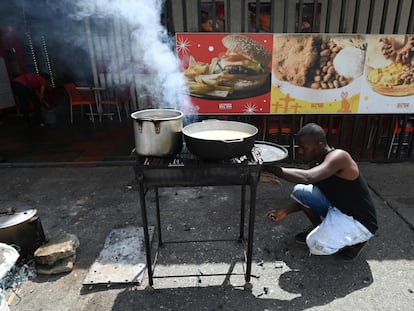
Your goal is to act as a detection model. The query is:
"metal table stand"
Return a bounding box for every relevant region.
[133,154,261,291]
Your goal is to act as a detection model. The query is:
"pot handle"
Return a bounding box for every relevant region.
[222,138,244,143]
[134,119,161,134]
[201,119,220,123]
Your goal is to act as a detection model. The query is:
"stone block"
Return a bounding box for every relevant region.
[34,232,79,265]
[36,255,76,275]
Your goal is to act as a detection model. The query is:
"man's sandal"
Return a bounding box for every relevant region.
[337,241,369,262]
[294,228,314,245]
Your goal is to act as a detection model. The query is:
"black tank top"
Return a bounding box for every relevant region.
[315,173,378,234]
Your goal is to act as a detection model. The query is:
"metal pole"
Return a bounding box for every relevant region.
[239,185,246,241]
[136,173,153,287]
[155,187,163,246]
[84,18,99,88]
[245,175,258,285]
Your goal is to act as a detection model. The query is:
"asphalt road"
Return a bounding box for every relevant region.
[0,162,413,310]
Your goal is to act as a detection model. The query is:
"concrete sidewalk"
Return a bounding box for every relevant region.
[0,162,413,311]
[359,162,414,230]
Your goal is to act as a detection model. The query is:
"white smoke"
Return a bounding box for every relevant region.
[69,0,190,110]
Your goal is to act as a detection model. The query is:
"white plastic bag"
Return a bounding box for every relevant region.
[306,207,372,255]
[0,243,19,280]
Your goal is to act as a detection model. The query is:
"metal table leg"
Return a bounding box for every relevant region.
[245,175,258,288]
[239,185,246,242]
[155,187,163,246]
[137,174,153,287]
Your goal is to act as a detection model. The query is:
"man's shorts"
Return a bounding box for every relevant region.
[291,184,373,255]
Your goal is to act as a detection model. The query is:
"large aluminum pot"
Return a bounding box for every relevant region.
[131,109,183,157]
[183,119,258,160]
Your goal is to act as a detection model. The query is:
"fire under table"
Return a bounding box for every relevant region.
[133,148,263,290]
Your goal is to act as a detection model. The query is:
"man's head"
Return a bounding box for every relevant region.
[296,123,328,162]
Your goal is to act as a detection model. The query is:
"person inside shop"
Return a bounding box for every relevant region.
[11,72,51,127]
[263,123,378,261]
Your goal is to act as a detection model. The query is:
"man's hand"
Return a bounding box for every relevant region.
[263,165,283,176]
[259,172,281,185]
[265,209,289,222]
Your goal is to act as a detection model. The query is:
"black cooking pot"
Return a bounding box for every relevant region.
[0,209,46,257]
[183,119,258,160]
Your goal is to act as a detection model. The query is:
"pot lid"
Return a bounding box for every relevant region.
[254,141,288,163]
[0,209,37,229]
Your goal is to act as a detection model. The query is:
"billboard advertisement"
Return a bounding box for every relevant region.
[176,33,414,114]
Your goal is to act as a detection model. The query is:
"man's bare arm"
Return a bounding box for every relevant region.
[266,150,352,184]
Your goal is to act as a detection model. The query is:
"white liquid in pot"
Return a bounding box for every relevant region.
[190,130,251,140]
